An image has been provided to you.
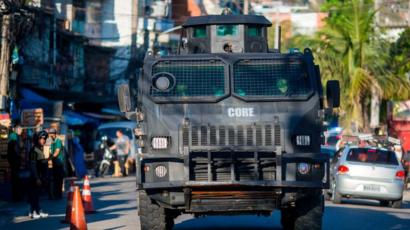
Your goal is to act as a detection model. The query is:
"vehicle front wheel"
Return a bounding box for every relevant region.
[324,190,332,201]
[331,182,342,204]
[138,190,175,230]
[390,199,402,209]
[281,190,324,230]
[100,163,109,177]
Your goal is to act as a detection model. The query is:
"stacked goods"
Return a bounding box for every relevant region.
[0,126,9,183]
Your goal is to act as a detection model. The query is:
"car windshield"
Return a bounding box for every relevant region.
[346,148,399,165]
[96,127,133,141]
[233,58,312,98]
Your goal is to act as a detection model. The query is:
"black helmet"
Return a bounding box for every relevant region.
[37,130,48,139]
[34,130,48,143]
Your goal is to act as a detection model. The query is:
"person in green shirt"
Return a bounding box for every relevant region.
[49,128,65,200]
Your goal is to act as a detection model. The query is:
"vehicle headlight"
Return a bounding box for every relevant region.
[297,163,310,175]
[151,137,170,149]
[152,72,175,92]
[296,135,311,146]
[155,165,168,178]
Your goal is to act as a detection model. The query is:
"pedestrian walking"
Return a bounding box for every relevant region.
[49,128,65,199]
[28,130,49,219]
[110,130,130,176]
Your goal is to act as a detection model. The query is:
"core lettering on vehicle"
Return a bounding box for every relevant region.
[227,108,255,117]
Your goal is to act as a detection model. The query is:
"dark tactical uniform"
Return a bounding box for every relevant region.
[28,144,48,214]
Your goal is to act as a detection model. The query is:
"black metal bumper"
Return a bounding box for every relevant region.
[140,152,330,190]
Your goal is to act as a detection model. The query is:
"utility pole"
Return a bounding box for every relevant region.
[127,0,139,100]
[0,14,11,110]
[243,0,249,15]
[131,0,139,59]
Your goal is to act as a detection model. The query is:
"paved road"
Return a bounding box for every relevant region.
[0,177,409,230]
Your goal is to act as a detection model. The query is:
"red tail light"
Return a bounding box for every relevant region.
[338,165,349,174]
[396,170,405,180]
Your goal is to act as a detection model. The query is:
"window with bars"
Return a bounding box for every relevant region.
[233,59,312,97]
[150,60,226,98]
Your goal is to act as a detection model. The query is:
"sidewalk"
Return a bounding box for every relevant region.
[0,178,82,229]
[0,196,67,227]
[0,176,138,230]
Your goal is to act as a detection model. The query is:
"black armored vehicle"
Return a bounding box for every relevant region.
[118,14,340,230]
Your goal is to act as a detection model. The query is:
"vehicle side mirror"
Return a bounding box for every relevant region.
[326,80,340,109]
[118,83,132,113]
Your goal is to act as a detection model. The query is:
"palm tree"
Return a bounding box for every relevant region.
[290,0,410,132]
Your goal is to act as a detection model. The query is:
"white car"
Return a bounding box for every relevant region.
[330,146,405,208]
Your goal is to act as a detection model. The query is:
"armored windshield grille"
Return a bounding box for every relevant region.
[233,59,311,97]
[182,124,281,147]
[151,60,226,98]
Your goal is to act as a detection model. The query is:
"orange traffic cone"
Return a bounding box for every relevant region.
[82,176,96,214]
[70,186,87,230]
[61,181,75,223]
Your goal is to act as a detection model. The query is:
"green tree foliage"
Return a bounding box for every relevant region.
[289,0,410,131]
[391,29,410,78]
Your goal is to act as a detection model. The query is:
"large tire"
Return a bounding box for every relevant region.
[100,163,109,177]
[281,191,324,230]
[324,190,332,201]
[390,199,402,209]
[138,190,175,230]
[379,200,390,207]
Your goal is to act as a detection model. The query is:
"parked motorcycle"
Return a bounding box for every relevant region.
[95,136,116,177]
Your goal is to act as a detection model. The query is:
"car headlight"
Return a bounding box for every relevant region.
[296,135,311,146]
[151,137,170,149]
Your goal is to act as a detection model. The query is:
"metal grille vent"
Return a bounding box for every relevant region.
[256,125,262,146]
[200,126,207,145]
[189,151,276,182]
[228,126,235,145]
[192,126,199,146]
[246,126,253,146]
[274,124,281,146]
[182,126,189,146]
[265,125,272,146]
[210,126,217,145]
[219,126,226,145]
[182,123,280,147]
[237,126,244,146]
